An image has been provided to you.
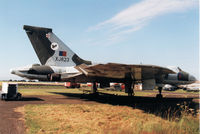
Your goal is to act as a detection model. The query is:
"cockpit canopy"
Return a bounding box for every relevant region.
[167,66,182,73]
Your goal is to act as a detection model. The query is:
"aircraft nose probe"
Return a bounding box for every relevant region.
[10,69,15,74]
[10,69,20,75]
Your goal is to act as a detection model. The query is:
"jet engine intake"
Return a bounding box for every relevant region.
[177,72,189,81]
[166,71,189,81]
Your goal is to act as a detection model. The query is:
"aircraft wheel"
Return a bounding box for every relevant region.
[156,94,163,99]
[128,92,134,96]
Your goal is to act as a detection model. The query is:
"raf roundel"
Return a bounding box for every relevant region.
[51,42,59,50]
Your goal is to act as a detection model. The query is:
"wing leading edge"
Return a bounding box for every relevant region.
[63,63,176,83]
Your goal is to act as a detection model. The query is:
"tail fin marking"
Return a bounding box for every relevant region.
[23,25,91,67]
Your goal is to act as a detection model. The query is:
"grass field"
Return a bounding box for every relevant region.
[17,87,199,98]
[16,104,199,134]
[15,84,152,96]
[0,81,199,95]
[18,86,81,96]
[13,86,199,134]
[17,87,160,97]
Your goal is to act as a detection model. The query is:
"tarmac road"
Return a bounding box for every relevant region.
[0,91,199,134]
[0,95,99,134]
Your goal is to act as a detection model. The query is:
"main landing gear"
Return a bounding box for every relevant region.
[125,81,134,96]
[91,81,98,95]
[156,87,163,99]
[124,73,134,96]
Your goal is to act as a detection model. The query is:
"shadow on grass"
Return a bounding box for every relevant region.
[49,91,199,120]
[5,97,44,101]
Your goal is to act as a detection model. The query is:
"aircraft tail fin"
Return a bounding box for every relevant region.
[23,25,91,67]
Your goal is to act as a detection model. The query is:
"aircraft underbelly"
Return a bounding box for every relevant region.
[163,80,192,85]
[22,73,47,80]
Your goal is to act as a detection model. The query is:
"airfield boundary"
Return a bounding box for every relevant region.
[0,86,199,134]
[0,81,64,87]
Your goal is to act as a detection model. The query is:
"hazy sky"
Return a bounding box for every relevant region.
[0,0,199,80]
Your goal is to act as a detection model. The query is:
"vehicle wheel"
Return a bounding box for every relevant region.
[16,93,22,100]
[1,94,5,100]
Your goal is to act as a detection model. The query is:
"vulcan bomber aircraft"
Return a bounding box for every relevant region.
[10,25,197,97]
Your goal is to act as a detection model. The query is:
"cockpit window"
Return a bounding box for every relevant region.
[167,66,181,73]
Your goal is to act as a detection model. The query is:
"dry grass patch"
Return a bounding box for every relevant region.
[19,104,199,134]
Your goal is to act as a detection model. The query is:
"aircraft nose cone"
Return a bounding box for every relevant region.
[189,75,197,82]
